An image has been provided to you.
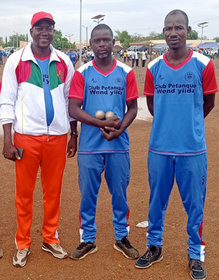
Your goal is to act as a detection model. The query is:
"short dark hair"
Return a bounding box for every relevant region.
[164,9,189,26]
[90,24,113,39]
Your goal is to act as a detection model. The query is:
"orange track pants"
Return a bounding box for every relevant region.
[14,132,67,249]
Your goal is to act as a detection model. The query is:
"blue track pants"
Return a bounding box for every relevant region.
[78,153,130,243]
[147,150,207,261]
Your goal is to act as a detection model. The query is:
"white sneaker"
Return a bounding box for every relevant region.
[42,241,68,259]
[13,248,30,267]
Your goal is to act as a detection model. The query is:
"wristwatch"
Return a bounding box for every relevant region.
[70,131,78,137]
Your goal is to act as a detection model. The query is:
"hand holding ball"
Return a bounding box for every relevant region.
[95,110,120,137]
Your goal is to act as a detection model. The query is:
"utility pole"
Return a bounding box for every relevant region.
[79,0,82,66]
[13,31,19,48]
[83,25,91,47]
[197,22,208,43]
[65,34,73,50]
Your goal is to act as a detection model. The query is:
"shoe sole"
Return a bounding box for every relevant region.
[42,245,68,259]
[190,271,207,280]
[69,246,98,260]
[135,255,163,269]
[13,251,30,268]
[113,244,139,260]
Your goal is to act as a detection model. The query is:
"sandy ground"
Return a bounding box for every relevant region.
[0,55,218,280]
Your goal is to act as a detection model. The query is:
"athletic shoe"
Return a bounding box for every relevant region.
[13,248,30,267]
[42,241,68,259]
[0,248,3,258]
[135,245,163,268]
[114,237,139,259]
[189,258,207,280]
[69,242,98,260]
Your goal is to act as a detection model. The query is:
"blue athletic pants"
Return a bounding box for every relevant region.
[147,150,207,261]
[78,153,130,243]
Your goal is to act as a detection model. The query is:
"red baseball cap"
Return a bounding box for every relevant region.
[31,11,55,28]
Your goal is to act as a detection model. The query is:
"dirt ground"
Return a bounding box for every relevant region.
[0,56,218,280]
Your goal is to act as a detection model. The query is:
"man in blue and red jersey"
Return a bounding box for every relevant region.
[68,24,139,261]
[0,11,77,267]
[135,10,217,280]
[69,49,78,67]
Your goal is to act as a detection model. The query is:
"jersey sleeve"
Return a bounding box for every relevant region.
[202,60,218,95]
[144,68,155,96]
[126,70,139,101]
[68,70,85,100]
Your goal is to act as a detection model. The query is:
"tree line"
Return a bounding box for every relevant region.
[1,28,219,51]
[115,30,219,49]
[0,30,76,50]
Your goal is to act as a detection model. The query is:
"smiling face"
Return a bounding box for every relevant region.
[163,12,191,51]
[30,19,54,51]
[90,28,115,59]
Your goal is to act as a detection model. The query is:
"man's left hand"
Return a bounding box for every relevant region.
[100,126,123,141]
[67,136,77,158]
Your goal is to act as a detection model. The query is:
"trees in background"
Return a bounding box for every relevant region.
[114,29,205,49]
[114,30,132,49]
[1,34,27,48]
[1,28,214,50]
[114,30,165,49]
[187,30,198,40]
[1,30,76,50]
[8,34,27,48]
[52,30,76,50]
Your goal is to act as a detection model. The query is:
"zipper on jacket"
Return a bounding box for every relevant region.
[46,59,54,141]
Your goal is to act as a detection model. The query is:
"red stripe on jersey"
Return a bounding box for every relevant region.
[144,68,154,96]
[202,59,218,95]
[93,59,117,75]
[69,71,85,100]
[163,49,193,70]
[34,54,50,60]
[126,70,139,101]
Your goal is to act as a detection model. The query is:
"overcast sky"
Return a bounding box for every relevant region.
[1,0,219,43]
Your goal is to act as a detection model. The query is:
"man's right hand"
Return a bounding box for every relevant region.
[103,117,121,129]
[3,142,20,161]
